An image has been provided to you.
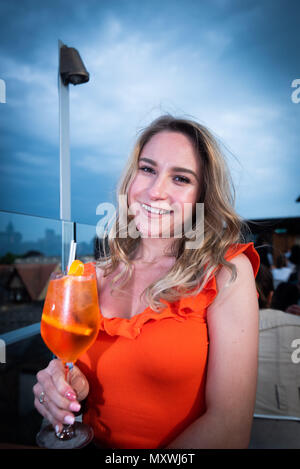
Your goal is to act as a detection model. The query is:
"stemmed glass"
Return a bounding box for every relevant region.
[36,268,100,449]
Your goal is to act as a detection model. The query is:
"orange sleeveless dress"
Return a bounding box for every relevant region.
[77,242,260,449]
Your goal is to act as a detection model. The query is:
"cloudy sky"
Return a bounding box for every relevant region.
[0,0,299,241]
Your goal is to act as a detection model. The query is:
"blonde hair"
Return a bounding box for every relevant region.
[97,115,245,311]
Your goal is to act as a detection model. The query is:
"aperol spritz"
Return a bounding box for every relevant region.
[36,263,100,449]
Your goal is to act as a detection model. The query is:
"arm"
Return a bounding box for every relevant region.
[167,253,259,449]
[286,304,300,315]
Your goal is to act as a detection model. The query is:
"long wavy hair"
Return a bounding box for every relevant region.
[97,114,245,312]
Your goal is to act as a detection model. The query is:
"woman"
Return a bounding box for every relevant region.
[33,115,260,448]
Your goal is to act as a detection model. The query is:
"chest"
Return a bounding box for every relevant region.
[97,264,171,319]
[83,317,209,385]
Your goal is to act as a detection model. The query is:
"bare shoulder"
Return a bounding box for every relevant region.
[215,253,255,288]
[208,252,258,323]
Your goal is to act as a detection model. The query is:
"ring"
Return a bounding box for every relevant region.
[39,391,46,404]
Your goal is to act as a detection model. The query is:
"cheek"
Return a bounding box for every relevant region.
[127,177,139,205]
[177,189,198,207]
[175,191,198,220]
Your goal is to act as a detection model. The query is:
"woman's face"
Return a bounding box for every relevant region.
[128,131,201,238]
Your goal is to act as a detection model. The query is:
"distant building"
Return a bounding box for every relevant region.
[0,222,23,255]
[0,265,15,302]
[1,262,60,303]
[0,222,94,258]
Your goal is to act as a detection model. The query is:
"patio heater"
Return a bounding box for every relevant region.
[58,40,89,270]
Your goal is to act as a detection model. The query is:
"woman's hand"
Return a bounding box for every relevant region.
[33,359,89,434]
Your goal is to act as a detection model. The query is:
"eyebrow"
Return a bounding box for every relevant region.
[139,157,199,181]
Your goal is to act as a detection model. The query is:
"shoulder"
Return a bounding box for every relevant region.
[215,252,256,292]
[208,253,258,325]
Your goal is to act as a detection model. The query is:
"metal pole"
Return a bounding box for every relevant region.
[58,40,73,271]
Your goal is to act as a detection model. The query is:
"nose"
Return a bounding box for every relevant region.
[148,175,168,200]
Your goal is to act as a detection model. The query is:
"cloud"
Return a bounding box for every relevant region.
[1,0,299,222]
[75,154,125,175]
[15,151,50,167]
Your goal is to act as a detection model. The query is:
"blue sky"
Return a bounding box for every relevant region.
[0,0,299,242]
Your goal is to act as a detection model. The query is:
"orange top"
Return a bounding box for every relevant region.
[77,243,260,449]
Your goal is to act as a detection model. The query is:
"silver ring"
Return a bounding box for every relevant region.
[39,391,46,404]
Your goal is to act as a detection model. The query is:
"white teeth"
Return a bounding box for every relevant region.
[142,204,171,215]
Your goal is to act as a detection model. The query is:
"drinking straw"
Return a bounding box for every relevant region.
[67,239,77,272]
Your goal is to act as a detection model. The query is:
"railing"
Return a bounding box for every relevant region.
[0,209,99,345]
[254,413,300,422]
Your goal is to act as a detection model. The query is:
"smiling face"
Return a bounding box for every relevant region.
[127,131,201,238]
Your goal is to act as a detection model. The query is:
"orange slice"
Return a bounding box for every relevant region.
[42,314,93,336]
[68,260,84,276]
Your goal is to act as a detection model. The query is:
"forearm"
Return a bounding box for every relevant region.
[166,410,251,449]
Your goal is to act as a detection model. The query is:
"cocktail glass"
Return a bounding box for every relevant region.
[36,269,100,449]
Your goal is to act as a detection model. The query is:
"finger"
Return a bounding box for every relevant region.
[37,370,72,408]
[34,396,65,433]
[33,381,43,400]
[37,367,80,412]
[69,366,89,402]
[44,397,76,426]
[48,360,78,402]
[34,385,77,431]
[34,394,48,419]
[33,382,52,411]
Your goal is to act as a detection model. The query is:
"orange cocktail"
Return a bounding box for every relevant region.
[41,270,100,364]
[37,262,100,448]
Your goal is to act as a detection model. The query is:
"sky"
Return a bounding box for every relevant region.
[0,0,299,243]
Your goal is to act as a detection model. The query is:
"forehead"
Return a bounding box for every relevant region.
[140,131,199,171]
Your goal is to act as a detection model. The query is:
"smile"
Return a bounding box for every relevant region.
[141,203,172,215]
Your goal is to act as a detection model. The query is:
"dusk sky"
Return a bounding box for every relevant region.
[0,0,299,243]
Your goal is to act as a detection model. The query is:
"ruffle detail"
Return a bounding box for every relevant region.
[224,242,260,277]
[88,242,260,340]
[99,303,179,340]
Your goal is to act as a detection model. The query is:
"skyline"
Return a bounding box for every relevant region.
[0,218,95,257]
[0,0,299,232]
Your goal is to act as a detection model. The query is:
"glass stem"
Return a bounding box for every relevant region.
[55,361,75,440]
[65,362,73,381]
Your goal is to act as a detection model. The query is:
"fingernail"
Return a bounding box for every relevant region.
[64,415,75,425]
[55,424,61,435]
[65,391,76,401]
[69,402,81,412]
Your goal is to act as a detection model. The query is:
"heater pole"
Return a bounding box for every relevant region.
[58,40,72,271]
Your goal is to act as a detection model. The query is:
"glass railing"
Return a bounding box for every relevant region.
[0,209,99,337]
[0,209,100,445]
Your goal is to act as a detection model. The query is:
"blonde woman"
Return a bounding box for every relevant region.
[34,115,260,449]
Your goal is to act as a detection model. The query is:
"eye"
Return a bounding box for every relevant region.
[139,165,155,174]
[174,175,191,184]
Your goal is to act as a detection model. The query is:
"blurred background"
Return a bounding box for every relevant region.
[0,0,299,447]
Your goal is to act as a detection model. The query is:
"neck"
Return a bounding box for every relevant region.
[133,238,177,264]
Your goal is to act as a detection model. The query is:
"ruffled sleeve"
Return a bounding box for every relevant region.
[224,242,260,277]
[178,242,260,313]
